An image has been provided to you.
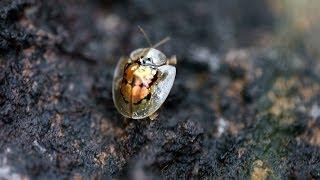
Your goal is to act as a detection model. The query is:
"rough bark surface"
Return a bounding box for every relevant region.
[0,0,319,179]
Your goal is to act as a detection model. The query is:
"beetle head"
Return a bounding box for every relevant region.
[130,48,167,66]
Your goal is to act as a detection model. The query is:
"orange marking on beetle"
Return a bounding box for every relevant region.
[123,64,139,83]
[132,85,149,103]
[120,62,158,105]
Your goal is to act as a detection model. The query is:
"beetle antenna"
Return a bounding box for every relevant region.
[152,36,170,48]
[138,25,153,47]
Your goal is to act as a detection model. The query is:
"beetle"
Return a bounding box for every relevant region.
[112,28,176,119]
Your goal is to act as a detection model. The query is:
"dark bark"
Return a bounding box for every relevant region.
[0,0,319,179]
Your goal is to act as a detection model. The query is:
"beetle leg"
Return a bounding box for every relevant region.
[148,112,159,121]
[166,55,177,65]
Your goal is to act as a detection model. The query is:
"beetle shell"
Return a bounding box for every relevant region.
[112,48,176,119]
[130,48,167,66]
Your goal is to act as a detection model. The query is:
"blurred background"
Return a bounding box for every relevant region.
[0,0,319,179]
